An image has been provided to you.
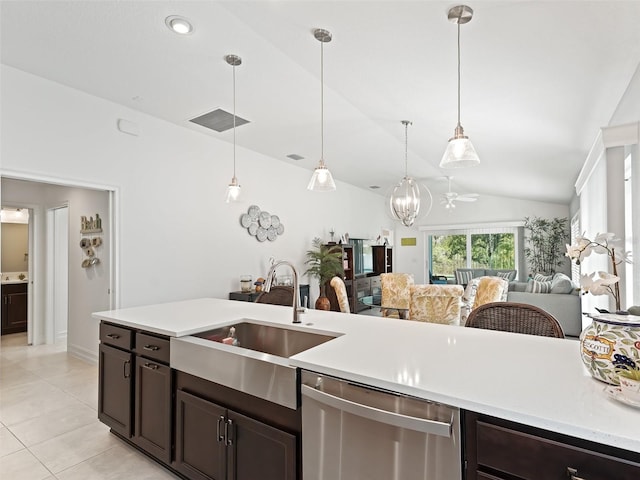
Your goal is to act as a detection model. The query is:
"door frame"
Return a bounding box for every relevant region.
[1,168,119,345]
[46,204,69,345]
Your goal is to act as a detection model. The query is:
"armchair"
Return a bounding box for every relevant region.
[409,284,464,325]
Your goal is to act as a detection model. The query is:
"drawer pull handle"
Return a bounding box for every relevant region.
[217,415,225,442]
[143,345,159,351]
[143,362,159,370]
[567,467,586,480]
[123,360,131,379]
[225,418,234,446]
[106,333,120,339]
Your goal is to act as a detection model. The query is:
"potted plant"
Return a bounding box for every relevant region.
[523,216,569,275]
[304,237,344,310]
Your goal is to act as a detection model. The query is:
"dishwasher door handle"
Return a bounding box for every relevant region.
[301,384,453,438]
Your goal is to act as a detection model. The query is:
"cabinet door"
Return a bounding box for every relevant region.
[228,410,296,480]
[175,389,227,480]
[2,291,27,334]
[98,343,133,438]
[134,358,172,463]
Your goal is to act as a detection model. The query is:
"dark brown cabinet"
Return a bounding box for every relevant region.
[98,322,300,479]
[98,322,172,464]
[175,389,227,480]
[98,342,133,438]
[175,374,297,480]
[372,245,393,274]
[463,411,640,480]
[1,283,28,335]
[132,331,172,463]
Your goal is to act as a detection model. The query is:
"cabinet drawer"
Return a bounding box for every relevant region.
[135,332,170,364]
[355,277,370,290]
[370,276,381,289]
[100,323,133,350]
[475,419,640,479]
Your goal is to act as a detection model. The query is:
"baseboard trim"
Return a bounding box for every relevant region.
[68,343,97,364]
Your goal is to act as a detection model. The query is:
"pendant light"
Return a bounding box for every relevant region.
[307,28,336,192]
[225,54,242,203]
[388,121,432,227]
[440,5,480,169]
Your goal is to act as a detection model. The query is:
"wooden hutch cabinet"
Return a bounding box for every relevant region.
[325,243,392,314]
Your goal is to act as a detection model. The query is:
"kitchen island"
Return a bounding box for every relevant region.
[93,297,640,479]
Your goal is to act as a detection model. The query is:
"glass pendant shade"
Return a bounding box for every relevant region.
[225,177,241,203]
[441,5,480,169]
[225,54,242,202]
[307,161,336,192]
[308,28,336,192]
[440,126,480,168]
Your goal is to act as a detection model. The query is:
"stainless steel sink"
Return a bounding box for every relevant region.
[170,320,341,410]
[194,321,337,358]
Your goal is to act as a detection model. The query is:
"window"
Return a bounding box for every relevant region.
[470,233,515,269]
[431,234,466,277]
[428,226,518,278]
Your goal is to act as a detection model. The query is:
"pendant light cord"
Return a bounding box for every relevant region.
[320,40,324,164]
[457,21,461,128]
[232,63,237,178]
[404,122,408,177]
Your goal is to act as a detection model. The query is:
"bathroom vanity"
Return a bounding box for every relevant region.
[1,280,27,335]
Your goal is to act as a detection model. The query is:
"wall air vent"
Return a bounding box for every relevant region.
[286,154,304,161]
[190,108,250,132]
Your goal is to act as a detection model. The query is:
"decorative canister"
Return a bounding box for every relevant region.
[579,314,640,385]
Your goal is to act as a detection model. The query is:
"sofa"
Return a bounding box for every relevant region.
[506,273,582,337]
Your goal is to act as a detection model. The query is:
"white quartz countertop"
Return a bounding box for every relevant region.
[93,297,640,453]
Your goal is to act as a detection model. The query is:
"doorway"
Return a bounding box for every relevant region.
[0,207,30,338]
[1,175,117,361]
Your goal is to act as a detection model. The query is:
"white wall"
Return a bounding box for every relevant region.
[393,193,570,283]
[608,62,640,307]
[610,63,640,126]
[1,65,391,358]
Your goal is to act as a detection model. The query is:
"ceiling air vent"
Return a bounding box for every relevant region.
[190,108,250,132]
[286,154,304,161]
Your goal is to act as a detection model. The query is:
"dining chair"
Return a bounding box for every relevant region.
[465,301,565,338]
[409,284,464,325]
[255,286,294,306]
[330,276,350,313]
[461,276,509,325]
[380,273,414,318]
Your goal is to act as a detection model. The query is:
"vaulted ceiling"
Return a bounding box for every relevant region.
[2,1,639,204]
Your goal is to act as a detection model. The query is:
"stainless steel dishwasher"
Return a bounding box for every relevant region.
[301,371,462,480]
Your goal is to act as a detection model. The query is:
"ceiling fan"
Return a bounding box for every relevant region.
[441,176,479,209]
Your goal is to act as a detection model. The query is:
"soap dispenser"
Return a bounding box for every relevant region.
[229,326,239,346]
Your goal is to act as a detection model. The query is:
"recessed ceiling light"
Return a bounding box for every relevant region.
[165,15,194,35]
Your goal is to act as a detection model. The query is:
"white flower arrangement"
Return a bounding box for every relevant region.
[565,232,632,311]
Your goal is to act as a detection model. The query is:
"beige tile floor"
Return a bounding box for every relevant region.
[0,333,178,479]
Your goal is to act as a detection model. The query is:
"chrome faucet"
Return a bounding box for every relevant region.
[263,260,305,323]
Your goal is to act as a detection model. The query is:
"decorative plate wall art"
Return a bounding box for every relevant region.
[240,205,284,242]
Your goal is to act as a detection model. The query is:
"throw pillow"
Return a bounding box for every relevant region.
[534,273,553,282]
[550,272,575,294]
[455,270,474,285]
[496,271,516,281]
[526,279,552,294]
